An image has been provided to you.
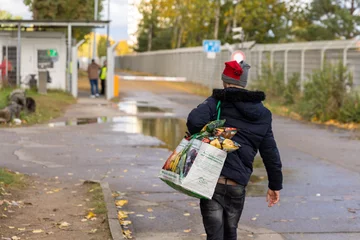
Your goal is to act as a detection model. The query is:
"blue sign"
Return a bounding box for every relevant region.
[203,40,221,53]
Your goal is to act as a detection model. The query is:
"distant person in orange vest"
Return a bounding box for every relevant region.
[0,56,12,85]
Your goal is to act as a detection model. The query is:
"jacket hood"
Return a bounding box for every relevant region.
[212,88,266,121]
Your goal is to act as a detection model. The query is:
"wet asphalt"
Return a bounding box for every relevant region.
[0,84,359,240]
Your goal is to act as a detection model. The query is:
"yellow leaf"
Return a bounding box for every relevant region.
[53,189,61,193]
[184,229,192,233]
[86,211,96,220]
[59,222,71,229]
[147,208,153,212]
[118,211,128,220]
[81,219,88,222]
[148,216,156,219]
[123,229,133,239]
[184,213,191,216]
[116,200,128,207]
[46,191,54,194]
[136,214,144,217]
[32,229,44,233]
[120,220,132,226]
[89,229,97,234]
[9,226,15,229]
[12,237,21,240]
[96,148,103,152]
[123,169,128,173]
[18,228,26,231]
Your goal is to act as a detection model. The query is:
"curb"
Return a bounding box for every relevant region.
[100,181,125,240]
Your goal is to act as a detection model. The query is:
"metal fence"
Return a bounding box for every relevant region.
[116,39,360,90]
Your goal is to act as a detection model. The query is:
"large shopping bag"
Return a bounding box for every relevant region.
[159,140,227,199]
[159,101,235,199]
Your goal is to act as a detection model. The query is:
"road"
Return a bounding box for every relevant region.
[0,80,359,240]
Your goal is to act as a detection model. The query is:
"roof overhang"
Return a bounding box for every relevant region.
[0,20,110,28]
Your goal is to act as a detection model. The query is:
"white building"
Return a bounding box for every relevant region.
[0,31,67,90]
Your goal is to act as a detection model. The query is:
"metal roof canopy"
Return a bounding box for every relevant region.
[0,19,110,27]
[0,20,110,88]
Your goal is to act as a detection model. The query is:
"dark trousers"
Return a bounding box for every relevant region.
[200,183,246,240]
[90,79,99,95]
[100,79,106,95]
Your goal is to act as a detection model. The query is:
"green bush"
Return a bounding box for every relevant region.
[298,61,352,121]
[339,92,360,123]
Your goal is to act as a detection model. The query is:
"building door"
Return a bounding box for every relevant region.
[2,46,17,86]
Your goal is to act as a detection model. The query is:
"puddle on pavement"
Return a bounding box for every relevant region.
[111,117,188,150]
[118,100,173,115]
[49,116,188,150]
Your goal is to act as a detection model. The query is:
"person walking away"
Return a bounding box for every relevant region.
[100,61,107,96]
[87,59,100,98]
[187,60,283,240]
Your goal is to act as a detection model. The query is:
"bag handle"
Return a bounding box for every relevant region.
[216,101,222,120]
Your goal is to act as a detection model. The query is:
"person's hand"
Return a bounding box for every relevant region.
[266,189,280,207]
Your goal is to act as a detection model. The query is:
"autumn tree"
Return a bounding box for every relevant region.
[23,0,104,40]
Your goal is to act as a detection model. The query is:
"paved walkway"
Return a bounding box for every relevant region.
[0,82,359,239]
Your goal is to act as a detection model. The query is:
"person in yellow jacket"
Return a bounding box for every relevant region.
[100,61,107,96]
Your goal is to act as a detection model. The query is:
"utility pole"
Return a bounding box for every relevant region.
[92,0,99,60]
[107,0,111,47]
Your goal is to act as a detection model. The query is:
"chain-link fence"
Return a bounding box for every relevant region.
[116,39,360,90]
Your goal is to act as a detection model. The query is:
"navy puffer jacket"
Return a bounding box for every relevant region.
[187,88,283,191]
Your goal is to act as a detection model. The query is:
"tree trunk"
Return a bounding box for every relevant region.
[224,22,231,40]
[350,0,356,15]
[214,0,220,39]
[177,27,183,48]
[147,24,152,51]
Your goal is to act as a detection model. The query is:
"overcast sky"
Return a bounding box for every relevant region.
[0,0,129,41]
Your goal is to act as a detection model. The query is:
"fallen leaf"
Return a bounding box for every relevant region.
[58,222,71,229]
[18,228,26,231]
[12,237,21,240]
[123,229,132,239]
[89,229,97,234]
[120,220,132,226]
[46,191,54,194]
[53,189,61,193]
[251,217,257,221]
[135,214,144,217]
[77,204,83,207]
[116,200,128,207]
[86,212,96,220]
[147,208,153,213]
[311,217,320,220]
[81,219,88,222]
[123,169,128,173]
[32,229,44,233]
[184,213,191,216]
[9,226,15,229]
[118,211,128,220]
[47,232,54,235]
[96,149,103,152]
[184,229,192,233]
[68,173,73,176]
[148,216,156,219]
[112,193,120,197]
[200,233,207,237]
